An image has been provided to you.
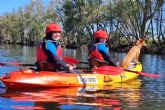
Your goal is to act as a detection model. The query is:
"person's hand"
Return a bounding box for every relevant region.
[93,66,97,68]
[72,64,76,68]
[66,64,75,71]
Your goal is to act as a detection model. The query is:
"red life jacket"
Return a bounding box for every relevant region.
[56,45,62,59]
[36,41,62,62]
[89,44,104,61]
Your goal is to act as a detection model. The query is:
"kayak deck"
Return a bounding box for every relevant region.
[0,63,142,89]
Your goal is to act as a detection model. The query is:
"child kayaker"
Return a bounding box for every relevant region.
[36,23,74,72]
[88,29,116,68]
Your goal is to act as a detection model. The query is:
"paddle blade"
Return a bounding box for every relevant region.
[63,57,80,64]
[97,66,123,71]
[124,69,161,78]
[0,62,21,66]
[0,62,6,66]
[8,62,22,66]
[92,66,123,75]
[139,72,161,78]
[0,62,35,67]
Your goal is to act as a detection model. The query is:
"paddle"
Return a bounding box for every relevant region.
[93,66,161,78]
[0,56,86,67]
[0,62,35,66]
[66,57,161,78]
[62,57,122,74]
[63,56,88,64]
[62,57,120,74]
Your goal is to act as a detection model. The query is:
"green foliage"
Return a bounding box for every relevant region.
[0,0,59,45]
[0,0,164,53]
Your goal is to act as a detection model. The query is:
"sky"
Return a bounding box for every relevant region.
[0,0,50,15]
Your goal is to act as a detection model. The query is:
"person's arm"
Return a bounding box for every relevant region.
[99,51,116,66]
[46,41,69,69]
[98,44,116,66]
[88,44,104,61]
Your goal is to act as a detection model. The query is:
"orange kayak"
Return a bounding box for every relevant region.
[0,63,142,89]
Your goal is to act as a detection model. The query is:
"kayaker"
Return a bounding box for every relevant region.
[88,29,116,68]
[36,23,74,72]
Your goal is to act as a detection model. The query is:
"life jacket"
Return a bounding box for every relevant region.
[37,41,47,62]
[89,44,104,61]
[36,40,62,62]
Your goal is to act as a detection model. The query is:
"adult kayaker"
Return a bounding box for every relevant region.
[36,23,74,72]
[88,29,116,68]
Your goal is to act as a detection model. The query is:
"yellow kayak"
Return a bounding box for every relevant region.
[0,63,142,89]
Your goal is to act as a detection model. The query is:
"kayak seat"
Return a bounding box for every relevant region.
[88,58,109,68]
[36,61,57,71]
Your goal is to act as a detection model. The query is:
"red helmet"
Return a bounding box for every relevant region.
[94,30,108,39]
[45,23,62,33]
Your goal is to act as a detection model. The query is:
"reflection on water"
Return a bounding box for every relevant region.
[0,45,165,110]
[141,54,165,73]
[0,79,141,110]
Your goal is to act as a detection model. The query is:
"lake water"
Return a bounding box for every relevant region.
[0,45,165,110]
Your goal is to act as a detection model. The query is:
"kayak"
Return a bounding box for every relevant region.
[0,63,142,89]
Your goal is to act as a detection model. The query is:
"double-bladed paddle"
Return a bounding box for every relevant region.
[93,66,160,78]
[62,57,161,78]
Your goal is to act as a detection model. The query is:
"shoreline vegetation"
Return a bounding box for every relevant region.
[0,41,164,54]
[0,0,165,54]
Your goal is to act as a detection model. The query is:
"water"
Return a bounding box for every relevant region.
[0,45,165,110]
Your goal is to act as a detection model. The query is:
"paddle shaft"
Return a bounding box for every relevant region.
[0,62,35,66]
[79,62,88,64]
[21,64,36,66]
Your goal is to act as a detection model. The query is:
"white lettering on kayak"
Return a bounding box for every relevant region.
[77,76,98,84]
